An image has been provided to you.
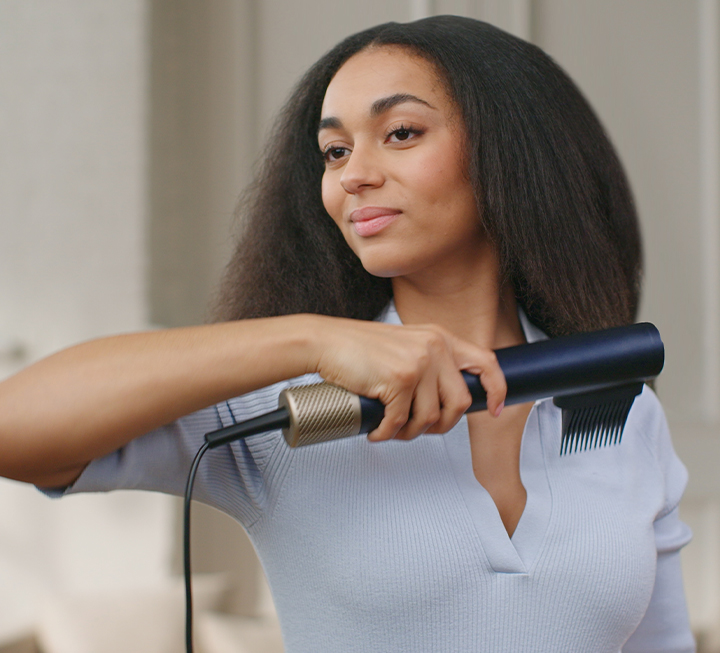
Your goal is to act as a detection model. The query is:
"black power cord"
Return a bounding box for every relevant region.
[183,440,209,653]
[183,408,290,653]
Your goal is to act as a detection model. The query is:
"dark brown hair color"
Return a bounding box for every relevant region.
[214,16,641,337]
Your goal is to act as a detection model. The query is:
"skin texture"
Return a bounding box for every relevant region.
[320,50,482,284]
[319,47,530,535]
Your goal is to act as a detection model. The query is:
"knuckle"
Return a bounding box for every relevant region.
[425,329,446,351]
[429,416,454,433]
[413,324,443,345]
[395,366,418,386]
[424,409,441,426]
[388,415,408,430]
[448,394,472,414]
[414,350,431,369]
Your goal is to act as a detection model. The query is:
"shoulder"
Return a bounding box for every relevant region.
[626,384,673,457]
[628,383,665,423]
[626,384,689,519]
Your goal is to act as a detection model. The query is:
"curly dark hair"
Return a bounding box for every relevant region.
[213,15,641,337]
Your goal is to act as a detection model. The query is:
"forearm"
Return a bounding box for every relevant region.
[0,314,317,484]
[0,312,507,486]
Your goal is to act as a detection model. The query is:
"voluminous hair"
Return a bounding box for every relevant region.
[213,16,641,337]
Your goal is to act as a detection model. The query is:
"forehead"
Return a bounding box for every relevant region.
[321,46,450,117]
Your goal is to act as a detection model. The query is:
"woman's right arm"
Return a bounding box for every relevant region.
[0,315,506,488]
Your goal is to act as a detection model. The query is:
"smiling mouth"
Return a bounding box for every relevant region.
[350,208,401,237]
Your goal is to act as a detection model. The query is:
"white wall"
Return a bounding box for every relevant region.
[0,1,149,356]
[0,1,176,643]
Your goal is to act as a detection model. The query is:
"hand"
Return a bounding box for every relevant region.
[306,317,507,442]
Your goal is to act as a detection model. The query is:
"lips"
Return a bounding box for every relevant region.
[349,207,401,237]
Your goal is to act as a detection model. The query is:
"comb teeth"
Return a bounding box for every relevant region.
[560,397,634,454]
[554,382,644,455]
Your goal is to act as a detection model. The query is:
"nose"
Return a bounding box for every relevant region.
[340,144,384,194]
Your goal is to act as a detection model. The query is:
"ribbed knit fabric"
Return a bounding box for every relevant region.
[53,305,696,652]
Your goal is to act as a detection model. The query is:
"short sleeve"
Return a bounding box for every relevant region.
[40,404,224,498]
[37,378,315,527]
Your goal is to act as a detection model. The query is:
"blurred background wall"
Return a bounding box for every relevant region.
[0,1,718,651]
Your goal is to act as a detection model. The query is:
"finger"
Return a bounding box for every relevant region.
[425,366,473,433]
[367,388,413,442]
[464,350,507,417]
[393,375,442,441]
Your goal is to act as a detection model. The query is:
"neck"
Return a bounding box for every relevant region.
[391,244,525,350]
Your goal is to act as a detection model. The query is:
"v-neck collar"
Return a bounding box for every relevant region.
[443,407,554,573]
[379,300,554,574]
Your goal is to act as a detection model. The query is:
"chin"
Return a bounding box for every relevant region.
[351,243,420,279]
[357,258,404,279]
[360,265,400,279]
[359,258,414,279]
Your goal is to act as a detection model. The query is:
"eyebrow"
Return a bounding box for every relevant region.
[318,93,435,133]
[371,93,434,116]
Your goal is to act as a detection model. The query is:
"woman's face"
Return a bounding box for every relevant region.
[319,46,485,281]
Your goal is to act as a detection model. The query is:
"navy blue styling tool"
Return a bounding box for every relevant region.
[204,322,664,455]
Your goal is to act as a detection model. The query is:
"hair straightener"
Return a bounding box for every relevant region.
[203,321,664,454]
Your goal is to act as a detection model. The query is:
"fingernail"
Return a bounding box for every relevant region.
[494,402,504,417]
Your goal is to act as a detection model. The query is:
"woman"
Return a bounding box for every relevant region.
[0,16,694,652]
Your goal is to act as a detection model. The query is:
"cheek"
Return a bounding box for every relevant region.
[407,152,480,243]
[405,146,469,206]
[321,173,343,227]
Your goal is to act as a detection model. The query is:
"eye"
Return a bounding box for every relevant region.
[322,145,350,163]
[385,124,423,144]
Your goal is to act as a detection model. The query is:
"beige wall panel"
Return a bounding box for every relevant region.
[148,0,257,327]
[535,0,705,421]
[0,1,149,356]
[0,0,178,644]
[256,1,411,140]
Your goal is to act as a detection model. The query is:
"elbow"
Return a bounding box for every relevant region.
[23,464,87,490]
[0,443,87,488]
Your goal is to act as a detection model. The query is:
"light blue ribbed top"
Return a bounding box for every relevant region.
[58,305,695,652]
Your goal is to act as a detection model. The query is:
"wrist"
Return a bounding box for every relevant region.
[290,313,328,376]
